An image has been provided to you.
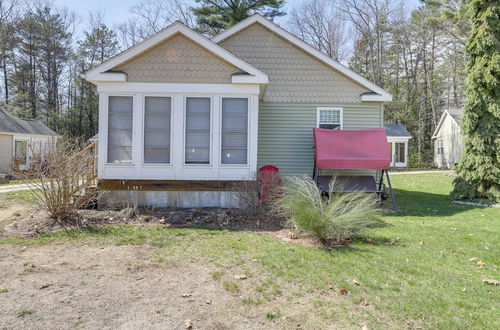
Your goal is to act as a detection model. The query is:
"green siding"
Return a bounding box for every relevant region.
[258,102,384,176]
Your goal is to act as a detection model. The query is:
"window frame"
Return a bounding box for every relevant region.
[395,142,406,164]
[105,94,135,166]
[436,138,444,155]
[183,96,213,166]
[142,95,173,166]
[316,107,343,130]
[219,96,250,167]
[14,139,28,166]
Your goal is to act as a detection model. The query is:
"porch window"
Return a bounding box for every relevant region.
[15,140,27,165]
[144,97,171,164]
[221,98,248,165]
[437,139,444,155]
[107,96,133,164]
[317,107,343,129]
[185,97,210,164]
[395,142,406,163]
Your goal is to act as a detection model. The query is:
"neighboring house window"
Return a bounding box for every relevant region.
[185,97,211,164]
[144,97,171,164]
[395,142,406,163]
[15,140,27,165]
[317,107,343,129]
[437,139,444,155]
[221,98,248,165]
[108,96,133,164]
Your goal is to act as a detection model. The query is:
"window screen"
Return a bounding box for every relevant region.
[221,98,248,165]
[185,97,210,164]
[15,140,27,165]
[395,142,405,163]
[437,139,444,155]
[108,96,133,163]
[144,97,171,164]
[318,108,342,129]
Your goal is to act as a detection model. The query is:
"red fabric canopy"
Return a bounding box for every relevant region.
[313,128,390,170]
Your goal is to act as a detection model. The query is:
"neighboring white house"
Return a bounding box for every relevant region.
[432,108,464,168]
[0,109,59,174]
[83,14,393,208]
[384,124,412,168]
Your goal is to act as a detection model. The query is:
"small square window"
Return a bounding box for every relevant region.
[318,108,342,130]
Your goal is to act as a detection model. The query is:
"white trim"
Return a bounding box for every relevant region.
[432,110,462,139]
[84,22,268,85]
[316,107,343,130]
[96,82,260,95]
[213,14,392,102]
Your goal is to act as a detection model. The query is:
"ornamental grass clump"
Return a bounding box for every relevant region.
[274,175,385,244]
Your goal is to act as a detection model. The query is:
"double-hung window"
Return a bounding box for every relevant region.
[144,97,171,164]
[317,107,343,129]
[221,98,248,165]
[185,97,211,164]
[395,142,406,163]
[108,96,133,163]
[437,139,444,155]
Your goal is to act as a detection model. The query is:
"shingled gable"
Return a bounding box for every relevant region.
[83,21,268,85]
[213,15,392,102]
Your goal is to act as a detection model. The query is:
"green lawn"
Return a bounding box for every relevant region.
[1,173,499,329]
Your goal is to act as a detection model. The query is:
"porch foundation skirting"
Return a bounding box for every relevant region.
[97,180,255,208]
[98,190,248,208]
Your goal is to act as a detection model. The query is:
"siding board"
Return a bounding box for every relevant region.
[257,102,383,176]
[0,134,12,174]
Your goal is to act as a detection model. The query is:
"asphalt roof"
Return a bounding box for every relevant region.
[0,108,58,136]
[446,108,463,123]
[384,124,412,137]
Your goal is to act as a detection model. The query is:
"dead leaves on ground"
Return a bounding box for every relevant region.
[476,261,486,269]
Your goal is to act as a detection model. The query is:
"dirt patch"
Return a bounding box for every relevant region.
[3,207,284,238]
[0,244,273,329]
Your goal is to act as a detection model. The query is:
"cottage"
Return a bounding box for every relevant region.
[83,14,392,208]
[432,109,463,169]
[0,109,58,175]
[384,124,412,168]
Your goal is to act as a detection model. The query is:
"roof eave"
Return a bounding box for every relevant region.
[213,14,392,100]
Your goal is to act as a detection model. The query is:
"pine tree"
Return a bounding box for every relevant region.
[193,0,285,35]
[451,0,500,201]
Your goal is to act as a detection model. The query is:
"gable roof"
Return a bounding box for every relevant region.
[384,124,412,138]
[432,108,463,138]
[0,109,58,136]
[213,15,392,102]
[84,22,268,85]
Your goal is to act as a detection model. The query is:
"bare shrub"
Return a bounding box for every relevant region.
[233,171,282,214]
[273,175,385,244]
[17,138,97,226]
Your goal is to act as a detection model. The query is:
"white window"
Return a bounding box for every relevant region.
[395,142,406,163]
[15,140,27,165]
[437,139,444,155]
[185,97,211,164]
[144,96,171,164]
[107,96,133,164]
[221,98,248,165]
[317,107,343,129]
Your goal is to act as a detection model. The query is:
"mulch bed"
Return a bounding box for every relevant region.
[4,207,348,249]
[4,207,284,237]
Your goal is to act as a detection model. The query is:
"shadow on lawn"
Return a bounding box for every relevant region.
[387,188,477,217]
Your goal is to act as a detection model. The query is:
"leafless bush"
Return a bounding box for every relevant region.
[233,171,282,214]
[16,138,97,226]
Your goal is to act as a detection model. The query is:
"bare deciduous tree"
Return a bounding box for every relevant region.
[288,0,348,61]
[116,0,195,48]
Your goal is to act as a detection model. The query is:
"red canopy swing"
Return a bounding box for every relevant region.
[313,128,397,209]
